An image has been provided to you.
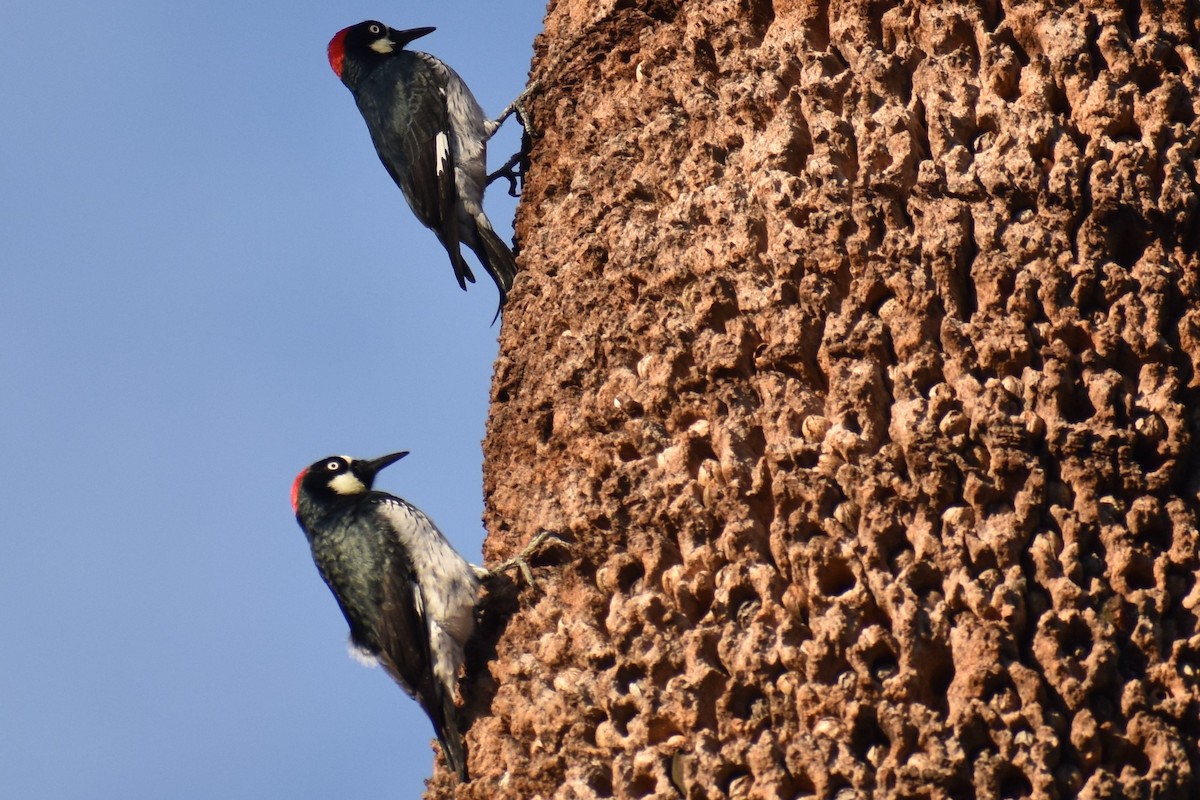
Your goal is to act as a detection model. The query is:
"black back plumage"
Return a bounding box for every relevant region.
[351,56,472,289]
[294,465,468,781]
[331,21,518,312]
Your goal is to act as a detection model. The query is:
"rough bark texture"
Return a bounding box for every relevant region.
[438,1,1199,797]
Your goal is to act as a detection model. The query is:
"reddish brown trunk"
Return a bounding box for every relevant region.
[437,1,1200,797]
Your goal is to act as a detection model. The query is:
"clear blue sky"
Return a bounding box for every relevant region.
[1,1,543,796]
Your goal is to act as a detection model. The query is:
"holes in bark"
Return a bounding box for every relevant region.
[629,772,657,796]
[718,767,751,797]
[984,499,1015,519]
[609,698,637,736]
[1133,63,1165,93]
[877,525,911,571]
[1090,691,1118,722]
[1122,551,1156,591]
[992,26,1029,68]
[615,663,643,694]
[825,774,853,798]
[1167,567,1196,614]
[644,0,680,23]
[958,715,993,763]
[1060,616,1094,659]
[1115,742,1152,776]
[959,219,981,320]
[794,447,819,469]
[1128,494,1166,551]
[842,412,862,435]
[693,39,718,74]
[1062,383,1097,424]
[806,2,830,50]
[816,557,856,596]
[617,442,641,462]
[869,291,896,318]
[814,650,853,685]
[586,765,614,796]
[968,543,999,574]
[728,683,768,722]
[1046,73,1071,117]
[647,715,682,744]
[850,709,889,762]
[686,436,718,479]
[908,561,943,599]
[746,0,776,39]
[1103,208,1150,270]
[973,115,998,152]
[996,765,1033,799]
[727,582,762,624]
[780,114,813,175]
[981,668,1017,709]
[886,541,915,576]
[537,409,553,443]
[983,0,1005,32]
[920,644,955,713]
[1123,1,1141,38]
[617,559,646,593]
[779,281,800,306]
[866,642,900,683]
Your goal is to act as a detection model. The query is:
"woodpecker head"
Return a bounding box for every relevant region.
[328,21,436,87]
[291,451,409,513]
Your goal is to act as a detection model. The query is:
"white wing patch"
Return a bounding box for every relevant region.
[435,131,450,176]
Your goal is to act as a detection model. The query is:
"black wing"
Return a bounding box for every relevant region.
[373,507,468,780]
[356,54,474,290]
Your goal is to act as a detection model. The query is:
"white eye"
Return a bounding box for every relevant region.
[326,460,341,471]
[369,24,381,34]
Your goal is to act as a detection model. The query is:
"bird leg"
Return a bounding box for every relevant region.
[476,530,566,588]
[484,80,542,140]
[485,81,541,196]
[486,148,529,197]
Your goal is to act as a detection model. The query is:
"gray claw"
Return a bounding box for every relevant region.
[485,530,566,588]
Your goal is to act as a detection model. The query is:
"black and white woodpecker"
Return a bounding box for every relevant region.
[327,21,532,313]
[291,451,478,781]
[291,451,560,782]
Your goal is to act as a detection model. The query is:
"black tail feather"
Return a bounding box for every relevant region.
[447,249,476,291]
[431,691,468,782]
[470,222,519,310]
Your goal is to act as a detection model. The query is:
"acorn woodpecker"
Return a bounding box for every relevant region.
[328,21,529,312]
[292,451,479,782]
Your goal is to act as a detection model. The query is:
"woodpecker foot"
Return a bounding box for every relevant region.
[510,80,541,138]
[485,80,542,140]
[486,149,528,197]
[479,530,566,588]
[485,80,541,197]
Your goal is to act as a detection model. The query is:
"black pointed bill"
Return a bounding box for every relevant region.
[354,451,409,484]
[390,26,435,48]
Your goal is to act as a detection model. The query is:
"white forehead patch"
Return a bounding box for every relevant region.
[370,37,395,54]
[329,471,367,495]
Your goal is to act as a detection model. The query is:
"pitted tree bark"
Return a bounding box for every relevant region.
[430,2,1200,797]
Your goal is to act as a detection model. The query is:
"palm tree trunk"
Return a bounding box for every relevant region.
[444,1,1200,797]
